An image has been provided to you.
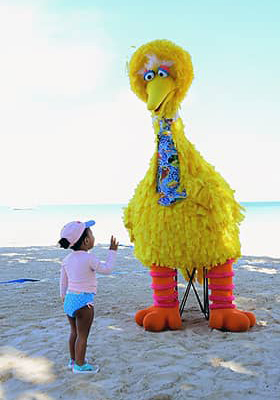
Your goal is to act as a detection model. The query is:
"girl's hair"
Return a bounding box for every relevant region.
[58,228,89,251]
[58,238,71,249]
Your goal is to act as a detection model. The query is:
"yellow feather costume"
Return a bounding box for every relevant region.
[123,39,244,282]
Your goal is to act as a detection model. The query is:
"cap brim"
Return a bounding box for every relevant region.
[85,220,95,228]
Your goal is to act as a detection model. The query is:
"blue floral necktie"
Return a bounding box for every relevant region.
[156,118,187,206]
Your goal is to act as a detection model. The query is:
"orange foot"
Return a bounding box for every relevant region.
[209,308,256,332]
[135,305,182,332]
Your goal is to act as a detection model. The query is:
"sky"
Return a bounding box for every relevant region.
[1,0,280,206]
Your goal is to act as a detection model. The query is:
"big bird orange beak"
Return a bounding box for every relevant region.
[146,75,176,114]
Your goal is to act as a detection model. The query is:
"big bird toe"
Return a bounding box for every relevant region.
[135,306,155,326]
[242,311,256,327]
[142,307,182,332]
[143,311,166,332]
[210,309,253,332]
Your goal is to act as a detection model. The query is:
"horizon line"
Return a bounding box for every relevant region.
[2,200,280,208]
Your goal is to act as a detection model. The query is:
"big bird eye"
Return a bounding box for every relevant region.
[144,70,155,81]
[158,67,169,78]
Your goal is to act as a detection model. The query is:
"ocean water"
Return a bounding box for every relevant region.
[0,202,279,258]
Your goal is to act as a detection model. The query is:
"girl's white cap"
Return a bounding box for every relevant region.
[60,220,95,247]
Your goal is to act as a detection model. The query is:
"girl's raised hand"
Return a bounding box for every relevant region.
[109,236,119,251]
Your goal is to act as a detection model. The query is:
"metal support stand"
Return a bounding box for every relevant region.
[179,267,209,320]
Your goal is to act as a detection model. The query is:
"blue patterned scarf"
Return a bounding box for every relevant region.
[156,118,187,206]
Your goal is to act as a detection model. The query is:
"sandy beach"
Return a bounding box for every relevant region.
[0,245,280,400]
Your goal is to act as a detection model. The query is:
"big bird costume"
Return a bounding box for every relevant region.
[123,39,256,332]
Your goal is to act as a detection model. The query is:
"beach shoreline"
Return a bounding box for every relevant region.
[0,245,279,399]
[1,202,280,258]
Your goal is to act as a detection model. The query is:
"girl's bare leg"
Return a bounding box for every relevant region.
[75,306,94,366]
[67,315,77,361]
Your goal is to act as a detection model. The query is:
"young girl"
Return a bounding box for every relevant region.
[58,220,118,374]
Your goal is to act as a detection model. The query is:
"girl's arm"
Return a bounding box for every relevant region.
[91,250,117,275]
[91,236,118,275]
[60,265,68,299]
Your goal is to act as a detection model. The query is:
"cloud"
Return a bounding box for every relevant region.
[0,2,111,107]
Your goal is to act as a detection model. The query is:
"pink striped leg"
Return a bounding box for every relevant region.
[207,259,256,332]
[135,264,182,332]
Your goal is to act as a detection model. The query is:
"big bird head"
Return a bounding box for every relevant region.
[129,39,194,118]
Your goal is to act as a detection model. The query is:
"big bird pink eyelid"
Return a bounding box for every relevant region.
[159,65,171,74]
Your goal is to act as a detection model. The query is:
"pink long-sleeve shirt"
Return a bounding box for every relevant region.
[60,249,116,297]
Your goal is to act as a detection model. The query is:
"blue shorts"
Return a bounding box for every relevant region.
[64,291,95,318]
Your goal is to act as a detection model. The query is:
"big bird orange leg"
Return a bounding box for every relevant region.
[208,260,256,331]
[135,265,181,331]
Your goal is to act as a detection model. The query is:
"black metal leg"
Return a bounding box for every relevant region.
[179,267,209,320]
[203,267,209,320]
[179,268,196,316]
[186,269,205,315]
